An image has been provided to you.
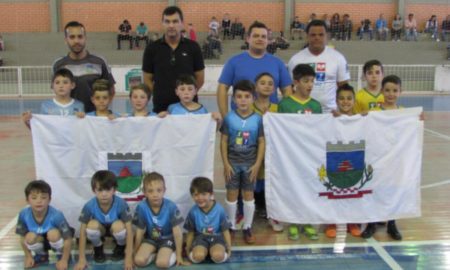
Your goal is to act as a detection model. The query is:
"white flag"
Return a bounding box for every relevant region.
[264,108,423,224]
[31,115,216,229]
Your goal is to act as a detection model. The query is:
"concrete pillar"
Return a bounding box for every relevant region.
[285,0,295,35]
[49,0,60,32]
[168,0,176,6]
[397,0,406,18]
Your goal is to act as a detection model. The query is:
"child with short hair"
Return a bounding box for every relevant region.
[133,172,189,268]
[361,75,411,240]
[22,68,84,128]
[16,180,73,270]
[354,59,384,114]
[74,170,133,270]
[167,74,222,124]
[184,177,232,263]
[129,84,155,116]
[253,72,283,232]
[221,80,265,244]
[278,64,321,241]
[326,83,362,239]
[87,79,118,119]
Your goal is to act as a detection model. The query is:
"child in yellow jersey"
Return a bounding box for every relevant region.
[354,59,384,113]
[252,72,283,232]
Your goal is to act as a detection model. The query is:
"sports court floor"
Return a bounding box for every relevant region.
[0,95,449,269]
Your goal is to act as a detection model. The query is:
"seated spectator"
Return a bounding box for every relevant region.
[322,14,331,32]
[274,31,290,50]
[375,13,389,40]
[340,14,353,41]
[330,13,341,40]
[135,21,148,48]
[209,16,220,35]
[391,14,403,41]
[117,19,133,50]
[231,17,245,40]
[308,13,317,24]
[267,28,277,54]
[203,30,223,59]
[222,13,232,39]
[441,15,450,41]
[290,16,305,40]
[0,34,4,51]
[358,19,373,40]
[405,13,418,41]
[425,15,439,41]
[188,23,197,41]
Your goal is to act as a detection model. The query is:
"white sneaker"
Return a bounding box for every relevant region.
[437,38,440,42]
[269,219,284,232]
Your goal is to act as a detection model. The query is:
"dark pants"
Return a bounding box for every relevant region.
[135,36,148,48]
[117,34,133,49]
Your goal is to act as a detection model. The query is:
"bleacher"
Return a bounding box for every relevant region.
[0,32,449,66]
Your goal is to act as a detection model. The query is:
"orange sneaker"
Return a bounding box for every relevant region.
[348,224,361,237]
[325,224,337,238]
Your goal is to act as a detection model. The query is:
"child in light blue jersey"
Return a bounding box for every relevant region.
[133,172,189,268]
[74,171,133,270]
[86,79,119,119]
[22,68,84,128]
[184,177,232,264]
[128,84,157,117]
[16,180,73,269]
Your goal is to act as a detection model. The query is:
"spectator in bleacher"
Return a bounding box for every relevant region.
[330,13,341,40]
[217,21,292,117]
[53,21,115,113]
[266,28,277,54]
[425,15,440,41]
[135,22,149,48]
[117,19,133,50]
[0,34,4,51]
[203,29,223,58]
[405,13,418,41]
[290,16,305,40]
[188,23,197,41]
[391,14,403,41]
[340,14,353,41]
[375,13,389,40]
[231,17,245,40]
[441,15,450,41]
[142,6,204,113]
[322,14,331,31]
[274,31,290,50]
[209,16,220,35]
[222,13,232,39]
[308,13,317,24]
[358,19,373,40]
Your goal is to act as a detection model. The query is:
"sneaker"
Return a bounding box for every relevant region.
[111,244,126,261]
[361,223,376,239]
[387,220,402,241]
[302,224,319,240]
[242,228,255,244]
[93,245,106,263]
[348,224,361,237]
[33,252,49,264]
[269,219,284,232]
[288,225,299,240]
[325,224,337,238]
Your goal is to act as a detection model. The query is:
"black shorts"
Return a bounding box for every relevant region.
[192,234,226,250]
[142,237,176,251]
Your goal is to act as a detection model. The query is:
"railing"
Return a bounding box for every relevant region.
[0,65,442,97]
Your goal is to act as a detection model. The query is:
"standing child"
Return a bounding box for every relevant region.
[16,180,73,270]
[326,83,362,238]
[22,68,84,128]
[277,64,321,241]
[133,172,189,268]
[220,80,265,244]
[253,72,283,232]
[184,177,232,264]
[354,59,384,114]
[128,84,155,116]
[361,75,413,240]
[87,79,118,118]
[74,171,133,270]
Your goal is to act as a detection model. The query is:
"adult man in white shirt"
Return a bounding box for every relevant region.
[288,20,350,112]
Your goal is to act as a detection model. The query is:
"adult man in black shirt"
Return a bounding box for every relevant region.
[142,6,205,113]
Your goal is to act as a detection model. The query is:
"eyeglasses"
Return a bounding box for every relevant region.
[170,52,176,66]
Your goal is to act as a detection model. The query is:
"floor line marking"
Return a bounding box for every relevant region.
[0,215,17,241]
[366,238,403,270]
[425,128,450,141]
[421,179,450,189]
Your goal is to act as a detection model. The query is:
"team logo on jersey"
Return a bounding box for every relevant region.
[316,62,326,72]
[317,141,373,199]
[107,153,144,202]
[235,131,250,146]
[316,72,326,82]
